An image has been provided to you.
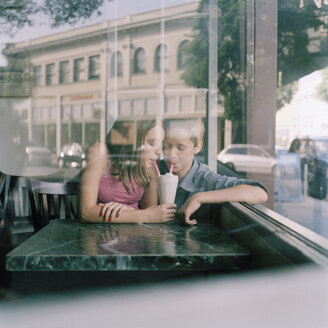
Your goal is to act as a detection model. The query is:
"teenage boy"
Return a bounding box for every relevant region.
[159,119,268,225]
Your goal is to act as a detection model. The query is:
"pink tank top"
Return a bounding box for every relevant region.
[97,161,144,209]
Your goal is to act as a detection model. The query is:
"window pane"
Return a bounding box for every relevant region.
[74,58,84,82]
[154,44,168,72]
[46,63,55,85]
[89,55,100,80]
[134,48,146,73]
[85,123,100,146]
[33,65,42,87]
[110,51,122,77]
[177,40,189,69]
[4,0,328,262]
[273,2,328,238]
[82,103,92,119]
[59,60,69,84]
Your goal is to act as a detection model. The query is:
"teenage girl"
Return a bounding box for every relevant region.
[79,120,176,223]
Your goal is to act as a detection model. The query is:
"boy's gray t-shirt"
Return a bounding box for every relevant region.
[159,158,267,218]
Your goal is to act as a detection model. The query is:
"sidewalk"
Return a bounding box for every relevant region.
[274,194,328,239]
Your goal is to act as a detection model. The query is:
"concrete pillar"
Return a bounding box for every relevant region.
[56,95,62,156]
[247,0,277,209]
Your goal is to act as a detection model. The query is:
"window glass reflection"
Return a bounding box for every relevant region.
[1,0,328,241]
[274,1,328,238]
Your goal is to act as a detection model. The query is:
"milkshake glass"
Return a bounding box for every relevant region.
[157,173,178,204]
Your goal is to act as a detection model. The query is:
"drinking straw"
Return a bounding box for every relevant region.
[153,160,161,176]
[169,164,174,174]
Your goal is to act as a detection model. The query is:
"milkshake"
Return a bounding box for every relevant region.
[157,173,178,204]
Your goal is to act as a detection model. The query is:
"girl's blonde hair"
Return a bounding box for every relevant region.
[109,120,160,193]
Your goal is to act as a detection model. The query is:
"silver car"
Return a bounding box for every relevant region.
[217,144,277,175]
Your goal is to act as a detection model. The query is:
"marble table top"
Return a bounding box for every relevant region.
[6,219,250,271]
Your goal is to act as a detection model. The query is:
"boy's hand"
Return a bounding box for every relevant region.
[177,194,201,225]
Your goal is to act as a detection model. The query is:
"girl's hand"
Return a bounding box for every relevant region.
[144,203,176,223]
[99,202,134,222]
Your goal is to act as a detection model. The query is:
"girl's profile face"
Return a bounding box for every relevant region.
[141,125,164,168]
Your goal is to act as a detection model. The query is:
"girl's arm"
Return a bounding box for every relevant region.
[178,184,268,225]
[140,166,159,209]
[79,142,109,223]
[102,204,176,223]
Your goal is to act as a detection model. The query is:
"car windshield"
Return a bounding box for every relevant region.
[247,147,269,157]
[226,147,246,155]
[315,140,328,157]
[62,143,83,153]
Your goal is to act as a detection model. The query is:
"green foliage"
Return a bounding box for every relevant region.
[42,0,104,27]
[0,0,37,35]
[0,0,106,35]
[182,0,328,126]
[181,0,243,123]
[277,1,325,85]
[276,81,299,110]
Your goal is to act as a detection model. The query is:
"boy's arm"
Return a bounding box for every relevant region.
[178,184,268,225]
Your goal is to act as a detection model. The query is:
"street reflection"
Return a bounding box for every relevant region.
[80,223,203,256]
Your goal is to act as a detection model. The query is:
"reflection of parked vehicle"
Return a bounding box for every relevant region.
[58,143,86,168]
[195,151,240,178]
[289,137,328,199]
[217,144,277,175]
[25,141,53,166]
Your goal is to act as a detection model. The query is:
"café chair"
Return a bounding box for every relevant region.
[7,176,32,222]
[28,179,79,231]
[1,175,34,247]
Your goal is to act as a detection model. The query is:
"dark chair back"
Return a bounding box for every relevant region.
[28,179,79,231]
[1,175,35,248]
[7,176,31,220]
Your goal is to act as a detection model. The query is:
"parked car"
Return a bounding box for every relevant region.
[195,151,240,178]
[25,141,53,166]
[217,144,277,175]
[288,137,328,199]
[58,143,86,168]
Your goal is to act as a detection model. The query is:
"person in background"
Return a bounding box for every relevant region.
[80,120,176,223]
[159,119,268,225]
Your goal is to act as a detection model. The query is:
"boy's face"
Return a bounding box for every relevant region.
[163,128,202,180]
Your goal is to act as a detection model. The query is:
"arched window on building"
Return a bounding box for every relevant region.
[110,51,123,77]
[133,48,146,73]
[177,40,189,70]
[154,44,168,72]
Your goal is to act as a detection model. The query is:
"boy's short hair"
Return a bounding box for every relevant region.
[164,119,205,147]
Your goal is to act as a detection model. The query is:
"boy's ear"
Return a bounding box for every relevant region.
[193,141,203,155]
